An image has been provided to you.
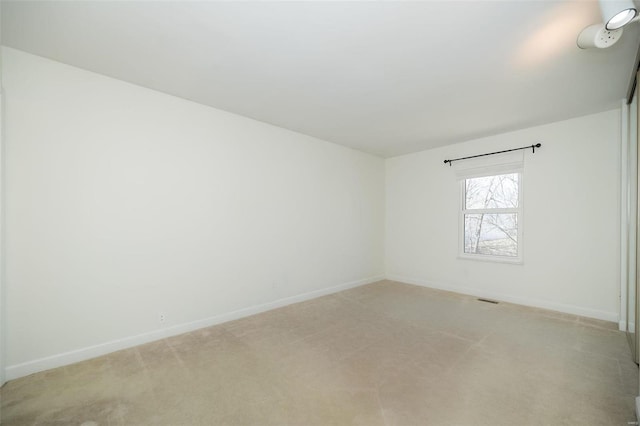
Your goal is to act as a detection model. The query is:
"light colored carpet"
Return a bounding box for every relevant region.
[1,280,637,425]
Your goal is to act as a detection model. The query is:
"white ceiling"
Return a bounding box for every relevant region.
[2,1,639,157]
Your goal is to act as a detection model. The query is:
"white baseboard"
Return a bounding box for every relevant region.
[5,275,385,381]
[620,320,627,332]
[387,274,619,323]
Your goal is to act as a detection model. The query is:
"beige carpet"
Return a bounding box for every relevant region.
[1,280,637,425]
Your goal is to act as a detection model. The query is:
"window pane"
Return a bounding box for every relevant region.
[464,213,518,257]
[465,174,519,210]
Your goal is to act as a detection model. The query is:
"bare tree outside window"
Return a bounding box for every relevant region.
[463,173,519,257]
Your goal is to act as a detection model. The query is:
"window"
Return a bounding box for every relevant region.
[460,172,522,262]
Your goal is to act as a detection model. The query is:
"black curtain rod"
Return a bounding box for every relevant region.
[443,143,542,166]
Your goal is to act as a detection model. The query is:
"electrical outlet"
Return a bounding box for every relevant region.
[159,313,166,324]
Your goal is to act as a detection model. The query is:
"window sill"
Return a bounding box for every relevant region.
[457,254,523,265]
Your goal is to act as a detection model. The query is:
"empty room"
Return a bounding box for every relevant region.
[1,0,640,424]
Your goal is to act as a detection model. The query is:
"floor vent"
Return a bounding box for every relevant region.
[477,298,499,304]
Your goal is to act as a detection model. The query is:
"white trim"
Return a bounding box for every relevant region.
[620,320,627,331]
[456,253,523,265]
[621,100,629,331]
[0,89,5,387]
[630,92,639,343]
[4,275,385,381]
[387,274,619,323]
[458,171,523,264]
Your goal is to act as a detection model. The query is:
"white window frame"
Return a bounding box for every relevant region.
[458,168,524,264]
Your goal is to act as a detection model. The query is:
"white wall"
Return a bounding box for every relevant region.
[386,110,621,322]
[2,47,385,379]
[2,45,624,382]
